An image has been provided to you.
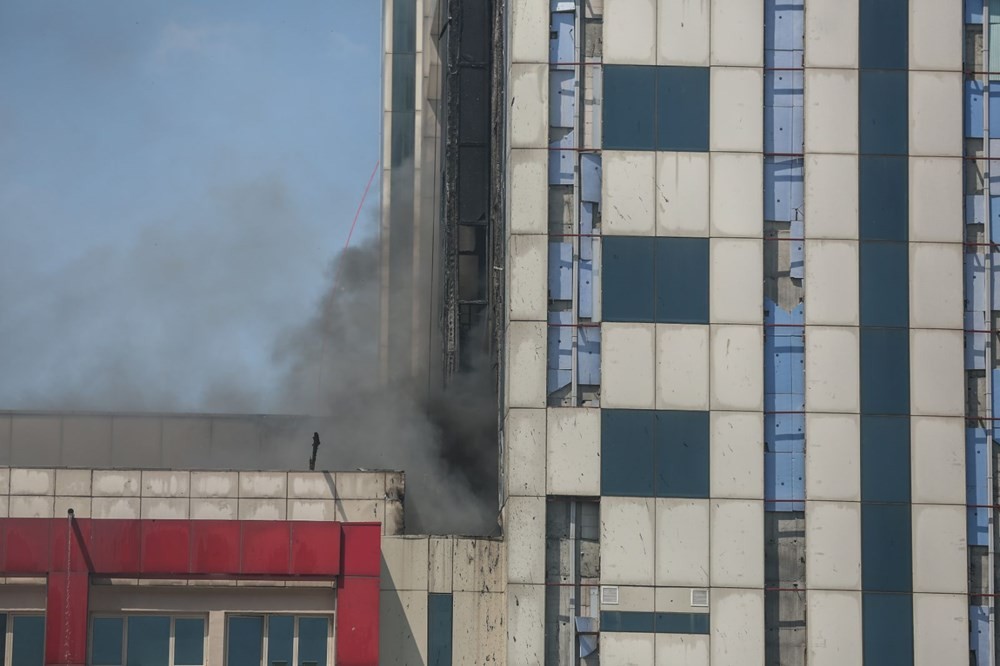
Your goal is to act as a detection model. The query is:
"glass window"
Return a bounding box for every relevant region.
[861,416,910,504]
[603,66,657,150]
[859,241,908,328]
[603,237,655,322]
[655,237,709,324]
[859,156,908,242]
[862,504,912,593]
[656,67,710,152]
[173,619,205,666]
[266,615,294,666]
[859,327,909,415]
[296,618,329,666]
[92,617,124,666]
[601,409,655,496]
[225,616,330,666]
[11,615,44,666]
[859,70,908,156]
[227,617,264,666]
[862,593,913,666]
[126,616,170,666]
[427,594,453,666]
[859,0,908,70]
[655,410,710,498]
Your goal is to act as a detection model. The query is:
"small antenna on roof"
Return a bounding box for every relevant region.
[309,432,321,471]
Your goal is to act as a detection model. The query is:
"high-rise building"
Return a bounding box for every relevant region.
[381,0,982,664]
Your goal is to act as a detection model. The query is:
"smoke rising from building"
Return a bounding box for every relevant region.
[0,176,499,535]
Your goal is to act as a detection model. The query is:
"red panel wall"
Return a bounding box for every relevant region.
[0,517,380,666]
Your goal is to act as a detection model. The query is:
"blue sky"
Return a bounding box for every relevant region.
[0,1,383,411]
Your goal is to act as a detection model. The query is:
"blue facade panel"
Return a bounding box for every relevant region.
[549,12,575,64]
[578,326,600,385]
[655,410,710,498]
[859,327,910,416]
[603,66,657,150]
[859,241,909,328]
[859,69,909,156]
[655,66,711,152]
[859,156,909,242]
[764,0,804,50]
[862,593,914,666]
[603,236,655,322]
[861,416,911,503]
[581,153,602,203]
[971,604,990,664]
[547,311,572,394]
[549,241,573,301]
[550,69,576,129]
[859,0,909,69]
[602,409,656,496]
[967,427,990,546]
[967,80,984,138]
[655,237,710,323]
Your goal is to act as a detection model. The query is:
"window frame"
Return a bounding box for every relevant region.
[223,614,335,666]
[0,613,46,666]
[88,613,208,666]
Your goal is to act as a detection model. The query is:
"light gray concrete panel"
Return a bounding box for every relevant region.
[161,417,211,468]
[380,590,428,666]
[61,416,112,468]
[110,417,162,468]
[11,416,60,466]
[210,418,261,469]
[0,416,12,466]
[452,591,505,664]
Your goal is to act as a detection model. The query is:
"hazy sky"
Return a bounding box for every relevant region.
[0,1,382,411]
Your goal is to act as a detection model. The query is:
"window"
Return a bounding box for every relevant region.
[601,409,710,498]
[859,70,908,156]
[859,241,908,327]
[861,416,910,503]
[859,156,908,242]
[0,614,45,666]
[603,237,709,324]
[603,66,710,152]
[862,504,912,593]
[859,327,910,415]
[225,615,332,666]
[89,615,205,666]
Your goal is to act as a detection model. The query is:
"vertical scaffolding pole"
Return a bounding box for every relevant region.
[985,4,997,662]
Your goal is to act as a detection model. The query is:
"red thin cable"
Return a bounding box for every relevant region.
[316,158,381,401]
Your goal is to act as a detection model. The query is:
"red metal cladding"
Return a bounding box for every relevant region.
[140,520,192,575]
[240,521,291,575]
[189,520,241,575]
[290,522,341,576]
[4,518,51,574]
[0,517,380,666]
[87,519,141,574]
[341,523,381,577]
[45,572,89,666]
[335,576,381,666]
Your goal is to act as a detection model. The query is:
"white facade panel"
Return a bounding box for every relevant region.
[805,70,859,155]
[910,329,965,417]
[913,593,968,666]
[711,588,765,666]
[657,152,711,237]
[381,537,430,592]
[804,240,859,326]
[9,495,54,519]
[601,497,656,586]
[710,239,763,324]
[190,498,237,520]
[710,325,764,412]
[55,469,91,497]
[910,157,964,243]
[190,472,238,498]
[806,590,863,666]
[655,324,710,410]
[10,468,53,496]
[710,500,764,588]
[506,496,546,585]
[601,633,655,665]
[507,321,547,408]
[508,234,548,322]
[657,0,710,66]
[92,497,140,520]
[805,501,862,591]
[911,417,966,506]
[603,0,656,64]
[510,64,549,149]
[711,411,764,500]
[505,409,546,497]
[806,414,860,502]
[710,68,764,153]
[710,153,764,238]
[655,498,710,587]
[603,323,656,409]
[804,0,859,68]
[805,326,860,413]
[506,584,545,665]
[508,149,548,235]
[546,407,601,496]
[910,242,963,330]
[805,154,859,240]
[380,590,428,666]
[510,0,549,64]
[603,151,656,236]
[912,504,967,595]
[910,0,963,71]
[909,71,963,157]
[140,498,189,520]
[655,634,710,666]
[710,0,764,66]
